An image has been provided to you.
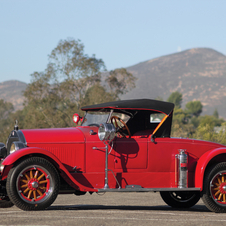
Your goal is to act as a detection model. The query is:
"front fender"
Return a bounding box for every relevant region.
[2,147,62,171]
[1,147,98,192]
[195,147,226,190]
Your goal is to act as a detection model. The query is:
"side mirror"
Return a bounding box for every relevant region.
[98,123,116,142]
[73,113,83,125]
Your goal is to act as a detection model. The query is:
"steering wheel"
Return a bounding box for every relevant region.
[110,116,131,138]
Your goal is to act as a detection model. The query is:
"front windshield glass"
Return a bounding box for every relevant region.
[82,111,110,126]
[82,111,130,126]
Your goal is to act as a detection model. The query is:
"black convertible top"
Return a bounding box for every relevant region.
[81,99,174,115]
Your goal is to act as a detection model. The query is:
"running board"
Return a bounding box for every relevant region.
[97,187,201,193]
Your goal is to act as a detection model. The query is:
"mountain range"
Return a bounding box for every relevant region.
[121,48,226,117]
[1,47,226,118]
[0,80,26,110]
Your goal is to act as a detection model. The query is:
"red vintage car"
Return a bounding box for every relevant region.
[0,99,226,212]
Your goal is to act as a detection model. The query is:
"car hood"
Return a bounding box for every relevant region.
[21,127,85,145]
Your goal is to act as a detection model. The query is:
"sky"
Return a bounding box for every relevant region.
[0,0,225,84]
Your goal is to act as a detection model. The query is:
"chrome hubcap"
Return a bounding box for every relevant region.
[32,181,39,189]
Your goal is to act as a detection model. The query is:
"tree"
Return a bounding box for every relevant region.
[171,108,195,137]
[213,108,219,119]
[198,115,224,128]
[105,68,136,100]
[23,39,107,128]
[22,38,136,129]
[82,84,115,106]
[26,38,105,109]
[173,108,188,124]
[167,91,182,108]
[185,100,203,117]
[0,99,14,120]
[0,99,14,143]
[192,122,226,145]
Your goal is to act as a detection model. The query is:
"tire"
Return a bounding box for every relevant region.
[0,196,14,208]
[6,157,60,211]
[160,191,200,208]
[202,162,226,213]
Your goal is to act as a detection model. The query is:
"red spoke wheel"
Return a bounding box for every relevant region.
[210,172,226,203]
[202,162,226,213]
[6,157,59,211]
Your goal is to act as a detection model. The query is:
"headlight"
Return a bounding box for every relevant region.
[10,141,26,154]
[10,143,16,153]
[98,123,115,141]
[6,126,27,157]
[0,159,4,172]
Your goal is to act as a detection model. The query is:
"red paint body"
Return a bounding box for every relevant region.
[2,125,225,192]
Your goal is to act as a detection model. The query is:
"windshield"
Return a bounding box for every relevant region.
[82,112,110,126]
[82,111,130,126]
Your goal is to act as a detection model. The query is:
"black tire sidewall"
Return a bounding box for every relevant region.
[160,191,200,208]
[6,157,59,211]
[0,198,14,208]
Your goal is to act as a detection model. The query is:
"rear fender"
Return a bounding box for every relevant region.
[195,147,226,190]
[1,147,97,192]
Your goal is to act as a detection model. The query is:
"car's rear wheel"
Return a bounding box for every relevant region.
[202,162,226,213]
[160,191,200,208]
[6,157,60,211]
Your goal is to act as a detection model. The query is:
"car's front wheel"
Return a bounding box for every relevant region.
[202,162,226,213]
[160,191,200,208]
[6,157,60,211]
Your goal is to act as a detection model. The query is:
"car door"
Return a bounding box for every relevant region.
[114,136,148,171]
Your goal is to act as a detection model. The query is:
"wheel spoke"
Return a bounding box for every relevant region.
[224,194,226,202]
[21,184,28,188]
[218,193,223,201]
[37,173,45,181]
[37,189,43,196]
[27,190,32,199]
[21,179,28,184]
[24,173,30,181]
[33,191,37,200]
[34,170,39,179]
[222,175,225,183]
[39,180,48,184]
[215,190,221,196]
[30,170,33,179]
[39,186,46,191]
[218,177,222,185]
[23,188,29,194]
